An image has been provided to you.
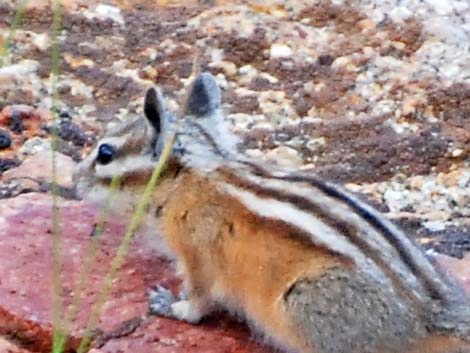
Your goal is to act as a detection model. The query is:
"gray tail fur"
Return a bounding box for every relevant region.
[428,300,470,341]
[284,267,427,353]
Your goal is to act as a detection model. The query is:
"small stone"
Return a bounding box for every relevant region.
[0,105,47,137]
[306,137,326,150]
[265,146,303,168]
[438,170,461,187]
[425,0,453,15]
[317,54,334,66]
[244,149,264,159]
[209,61,237,77]
[451,149,464,158]
[57,119,91,146]
[383,189,404,212]
[409,175,424,190]
[3,150,76,187]
[32,33,51,52]
[0,337,28,353]
[0,158,21,174]
[140,65,158,80]
[332,56,351,68]
[84,4,124,26]
[239,65,256,75]
[269,44,293,59]
[19,137,51,155]
[423,220,447,232]
[0,60,39,79]
[357,19,376,31]
[64,53,95,69]
[0,129,12,149]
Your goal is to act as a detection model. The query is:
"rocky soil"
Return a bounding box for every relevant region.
[0,0,469,352]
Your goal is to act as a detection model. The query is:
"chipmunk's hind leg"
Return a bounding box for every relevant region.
[284,266,426,353]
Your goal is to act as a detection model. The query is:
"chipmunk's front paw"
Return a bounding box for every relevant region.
[148,285,203,324]
[148,285,176,318]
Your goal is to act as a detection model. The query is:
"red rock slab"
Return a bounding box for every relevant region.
[0,193,271,353]
[96,315,271,353]
[0,337,33,353]
[2,151,76,188]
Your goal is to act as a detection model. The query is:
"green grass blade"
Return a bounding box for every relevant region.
[77,133,176,353]
[54,175,121,353]
[0,0,28,67]
[50,0,63,352]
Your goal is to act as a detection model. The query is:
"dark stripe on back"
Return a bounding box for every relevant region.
[218,166,422,302]
[239,160,451,302]
[286,173,450,302]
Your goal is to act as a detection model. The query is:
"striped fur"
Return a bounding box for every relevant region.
[170,108,456,306]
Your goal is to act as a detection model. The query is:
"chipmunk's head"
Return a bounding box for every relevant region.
[73,72,238,205]
[73,86,173,204]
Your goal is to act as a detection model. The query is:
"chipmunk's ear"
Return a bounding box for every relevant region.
[144,86,165,133]
[185,72,221,117]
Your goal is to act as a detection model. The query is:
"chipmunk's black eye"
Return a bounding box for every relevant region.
[97,143,116,165]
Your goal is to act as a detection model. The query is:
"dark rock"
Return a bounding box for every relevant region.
[57,119,91,146]
[318,54,335,66]
[0,129,12,149]
[0,158,21,174]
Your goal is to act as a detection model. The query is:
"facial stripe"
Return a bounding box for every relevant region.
[95,154,156,179]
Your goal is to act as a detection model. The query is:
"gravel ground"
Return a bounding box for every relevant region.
[1,0,469,255]
[0,0,469,350]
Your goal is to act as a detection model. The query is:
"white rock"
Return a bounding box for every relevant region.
[451,149,464,158]
[454,1,469,12]
[265,146,303,168]
[84,4,124,26]
[0,60,39,77]
[244,149,264,159]
[19,137,51,156]
[388,6,412,22]
[270,43,293,59]
[32,33,51,51]
[239,65,256,75]
[209,60,237,76]
[3,150,76,188]
[425,0,454,15]
[383,189,405,212]
[423,220,447,232]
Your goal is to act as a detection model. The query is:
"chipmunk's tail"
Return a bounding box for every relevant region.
[428,299,470,341]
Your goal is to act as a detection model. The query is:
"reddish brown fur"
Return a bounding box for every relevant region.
[154,168,470,353]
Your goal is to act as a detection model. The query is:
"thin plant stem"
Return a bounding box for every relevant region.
[50,0,63,352]
[54,176,121,353]
[0,0,28,67]
[76,133,176,353]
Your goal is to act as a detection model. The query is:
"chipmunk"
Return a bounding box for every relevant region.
[73,73,470,353]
